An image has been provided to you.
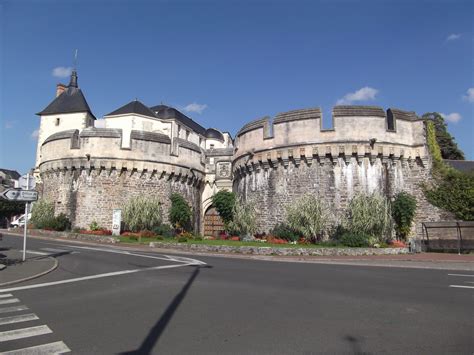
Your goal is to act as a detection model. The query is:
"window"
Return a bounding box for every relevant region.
[210,144,215,149]
[186,130,190,140]
[177,125,181,137]
[55,117,60,126]
[209,157,215,164]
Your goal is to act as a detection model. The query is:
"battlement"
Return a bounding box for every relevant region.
[234,105,426,165]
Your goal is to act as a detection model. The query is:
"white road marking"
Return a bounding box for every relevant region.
[63,245,205,265]
[0,313,38,326]
[447,273,474,277]
[0,341,71,354]
[40,248,72,253]
[24,250,49,256]
[0,299,19,306]
[449,285,474,289]
[0,294,13,299]
[0,306,28,314]
[0,262,197,293]
[0,325,52,342]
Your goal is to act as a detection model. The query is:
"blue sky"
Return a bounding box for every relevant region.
[1,0,473,174]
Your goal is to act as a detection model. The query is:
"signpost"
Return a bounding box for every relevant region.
[1,174,37,261]
[112,209,122,236]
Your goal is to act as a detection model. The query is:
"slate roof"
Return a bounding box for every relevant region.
[105,100,157,118]
[205,128,224,141]
[150,104,206,135]
[37,71,95,118]
[444,160,474,174]
[0,169,21,180]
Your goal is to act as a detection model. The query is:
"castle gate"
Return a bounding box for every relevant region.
[203,206,224,237]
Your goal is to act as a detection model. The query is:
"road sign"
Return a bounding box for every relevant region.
[1,188,38,202]
[18,174,36,190]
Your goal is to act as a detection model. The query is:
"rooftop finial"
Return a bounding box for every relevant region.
[69,49,78,88]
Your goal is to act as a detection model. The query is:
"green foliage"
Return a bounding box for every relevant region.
[177,236,188,243]
[227,200,257,237]
[339,231,370,247]
[270,223,300,242]
[286,195,330,242]
[169,193,192,231]
[0,200,24,219]
[31,199,55,229]
[422,112,465,160]
[89,221,101,231]
[392,192,417,240]
[152,223,175,238]
[424,120,474,221]
[123,195,162,232]
[49,213,71,231]
[345,193,392,242]
[211,190,236,226]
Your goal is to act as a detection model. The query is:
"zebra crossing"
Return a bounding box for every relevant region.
[0,293,70,354]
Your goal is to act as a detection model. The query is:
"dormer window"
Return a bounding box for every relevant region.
[55,117,61,126]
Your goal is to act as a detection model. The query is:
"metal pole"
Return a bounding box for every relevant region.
[22,173,30,262]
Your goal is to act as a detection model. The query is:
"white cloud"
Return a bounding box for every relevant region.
[462,88,474,103]
[4,120,15,129]
[52,66,72,78]
[30,129,39,139]
[336,87,379,105]
[182,102,208,114]
[446,33,461,41]
[440,112,462,123]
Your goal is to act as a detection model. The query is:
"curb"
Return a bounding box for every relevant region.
[0,257,59,287]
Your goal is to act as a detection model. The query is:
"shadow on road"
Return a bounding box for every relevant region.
[344,334,371,355]
[120,265,202,354]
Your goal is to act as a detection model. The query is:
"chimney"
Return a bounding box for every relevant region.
[56,83,67,97]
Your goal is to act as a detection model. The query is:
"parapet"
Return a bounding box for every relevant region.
[234,105,427,166]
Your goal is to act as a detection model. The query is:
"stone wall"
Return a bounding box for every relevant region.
[41,168,202,231]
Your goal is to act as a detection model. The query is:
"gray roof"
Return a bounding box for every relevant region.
[106,100,157,118]
[444,160,474,174]
[37,70,95,118]
[205,128,224,141]
[333,105,386,117]
[151,105,206,135]
[0,169,21,180]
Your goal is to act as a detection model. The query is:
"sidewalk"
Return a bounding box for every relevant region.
[0,248,58,287]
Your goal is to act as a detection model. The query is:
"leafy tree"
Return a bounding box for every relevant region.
[422,112,465,160]
[211,190,236,226]
[424,120,474,221]
[392,192,417,240]
[0,200,24,220]
[286,194,330,242]
[123,195,162,232]
[169,193,192,232]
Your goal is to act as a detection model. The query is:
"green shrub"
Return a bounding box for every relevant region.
[152,224,175,238]
[227,200,257,237]
[339,231,370,247]
[177,236,188,243]
[345,193,392,242]
[169,194,192,232]
[193,234,203,241]
[211,190,236,226]
[31,199,55,229]
[123,195,162,232]
[286,195,330,242]
[49,213,71,231]
[89,221,101,231]
[270,223,300,242]
[392,192,417,240]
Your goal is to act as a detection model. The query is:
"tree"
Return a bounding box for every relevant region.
[211,190,236,227]
[422,112,465,160]
[169,193,192,232]
[392,192,417,240]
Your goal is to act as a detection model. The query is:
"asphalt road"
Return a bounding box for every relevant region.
[0,233,473,354]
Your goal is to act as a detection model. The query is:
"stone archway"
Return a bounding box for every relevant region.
[203,206,224,237]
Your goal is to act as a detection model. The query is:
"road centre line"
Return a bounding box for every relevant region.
[449,285,474,289]
[0,299,19,306]
[1,341,71,354]
[0,325,52,342]
[0,313,39,326]
[0,294,13,299]
[0,262,198,293]
[447,274,474,277]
